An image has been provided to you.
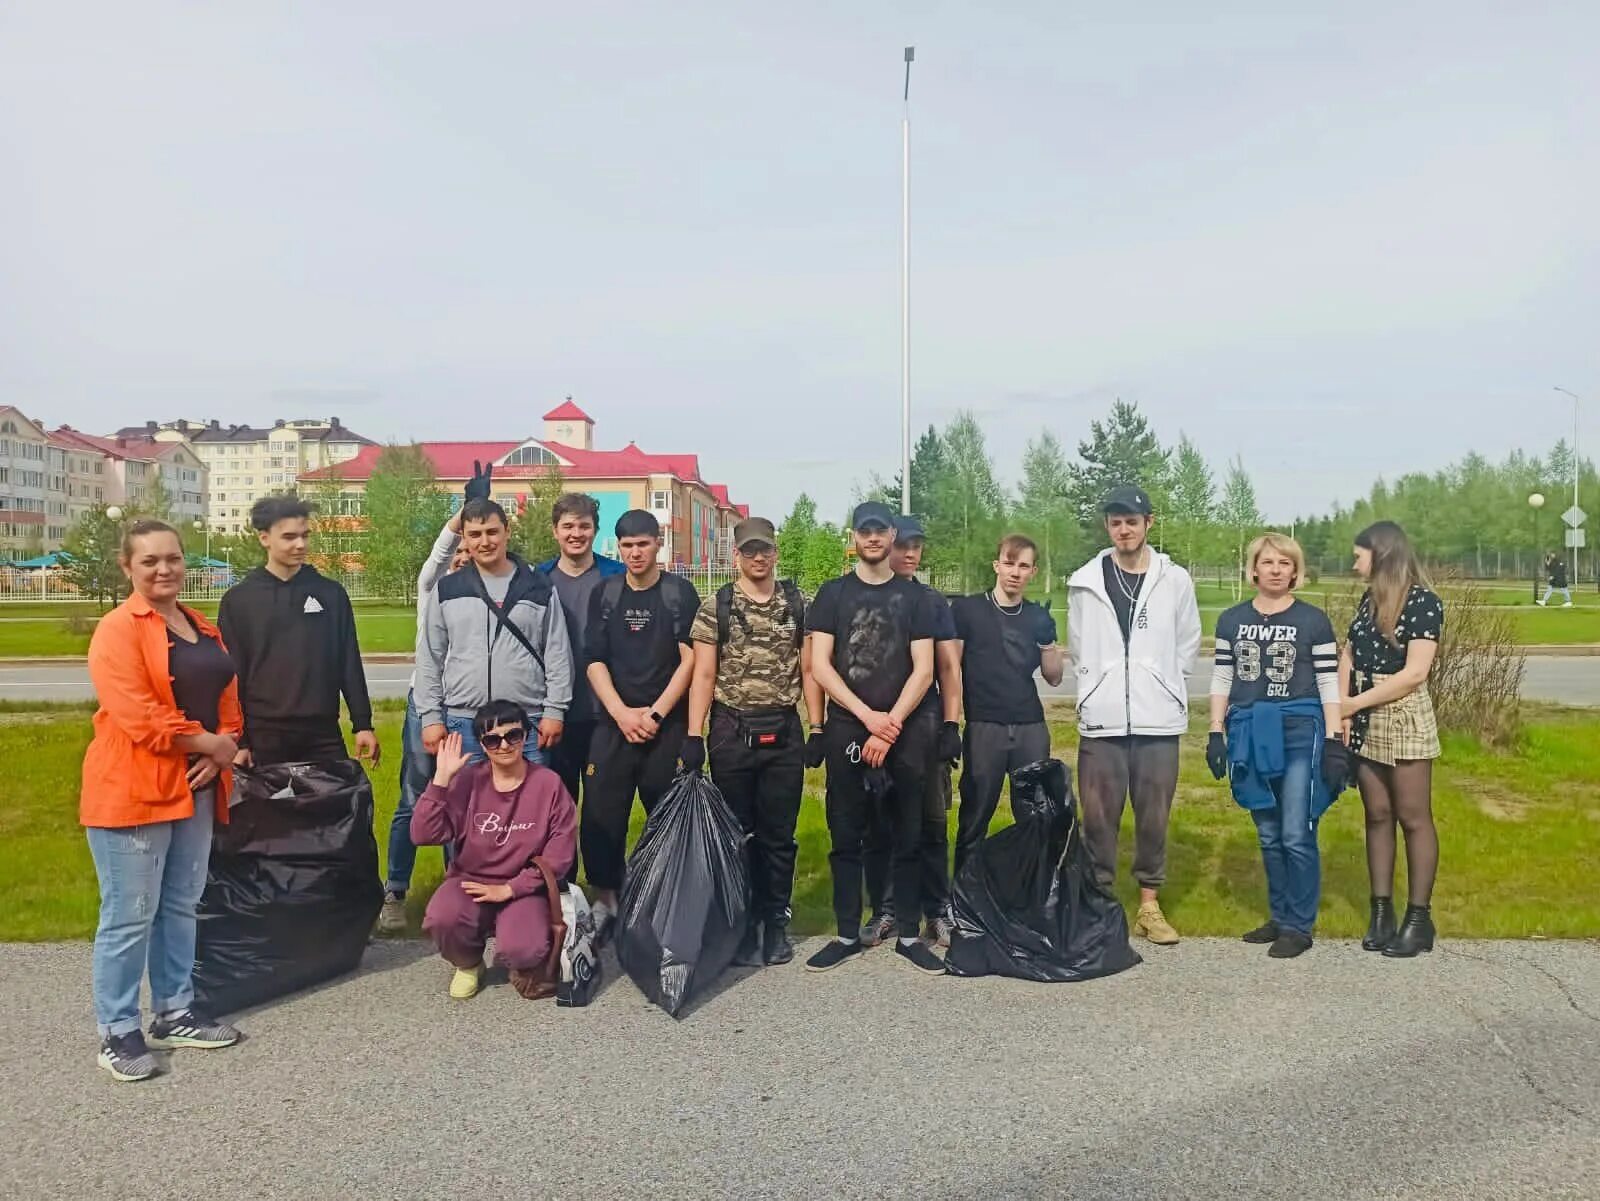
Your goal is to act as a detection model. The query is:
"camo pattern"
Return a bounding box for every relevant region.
[690,587,804,709]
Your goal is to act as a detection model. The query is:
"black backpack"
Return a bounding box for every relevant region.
[716,579,804,648]
[598,572,692,636]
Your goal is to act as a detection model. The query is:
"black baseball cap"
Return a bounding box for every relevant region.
[615,509,661,539]
[1101,486,1153,516]
[893,514,926,543]
[851,501,897,532]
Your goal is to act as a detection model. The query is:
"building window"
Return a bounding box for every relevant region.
[504,444,559,467]
[650,490,670,511]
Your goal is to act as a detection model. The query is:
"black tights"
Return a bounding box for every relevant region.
[1355,758,1437,906]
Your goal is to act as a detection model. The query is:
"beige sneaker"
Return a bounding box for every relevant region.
[376,892,407,934]
[448,965,483,1000]
[1134,901,1180,945]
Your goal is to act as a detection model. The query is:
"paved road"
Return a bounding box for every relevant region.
[3,656,1595,705]
[2,938,1595,1198]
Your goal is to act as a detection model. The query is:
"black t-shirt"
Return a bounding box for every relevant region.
[1213,599,1337,706]
[167,616,237,734]
[914,585,959,718]
[584,575,699,711]
[806,572,939,716]
[951,593,1050,724]
[1348,586,1444,676]
[1103,556,1145,645]
[549,564,607,721]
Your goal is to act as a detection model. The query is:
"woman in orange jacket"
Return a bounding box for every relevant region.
[82,519,247,1082]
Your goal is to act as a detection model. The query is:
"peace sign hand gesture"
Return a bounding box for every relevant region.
[464,460,494,504]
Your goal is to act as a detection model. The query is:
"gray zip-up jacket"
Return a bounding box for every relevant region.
[414,554,573,729]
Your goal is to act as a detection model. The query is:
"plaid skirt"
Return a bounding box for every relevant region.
[1352,676,1440,766]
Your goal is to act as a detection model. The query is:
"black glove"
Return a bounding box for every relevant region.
[938,721,962,766]
[803,730,827,769]
[678,735,705,774]
[464,459,494,504]
[1321,738,1350,796]
[1205,731,1228,780]
[1031,605,1059,646]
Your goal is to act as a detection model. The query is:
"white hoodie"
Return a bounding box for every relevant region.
[1067,548,1202,738]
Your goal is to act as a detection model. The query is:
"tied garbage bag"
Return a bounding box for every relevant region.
[617,770,749,1018]
[193,760,383,1014]
[947,758,1142,983]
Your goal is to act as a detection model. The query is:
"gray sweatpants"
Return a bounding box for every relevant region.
[1077,734,1181,890]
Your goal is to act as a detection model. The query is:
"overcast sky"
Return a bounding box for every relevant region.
[2,2,1595,524]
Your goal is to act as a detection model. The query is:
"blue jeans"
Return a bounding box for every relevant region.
[445,711,547,767]
[1250,738,1321,935]
[386,693,439,896]
[1539,585,1572,606]
[85,793,215,1037]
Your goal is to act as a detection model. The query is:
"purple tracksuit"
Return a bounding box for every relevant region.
[411,763,577,971]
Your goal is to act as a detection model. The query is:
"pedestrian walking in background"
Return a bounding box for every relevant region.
[1539,551,1573,607]
[683,516,817,967]
[82,519,245,1081]
[804,502,945,976]
[412,701,576,1001]
[950,534,1063,876]
[1067,486,1202,946]
[1207,534,1347,959]
[580,509,700,940]
[414,497,573,765]
[218,495,378,768]
[1339,521,1445,958]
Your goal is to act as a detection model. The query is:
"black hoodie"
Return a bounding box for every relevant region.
[218,564,373,739]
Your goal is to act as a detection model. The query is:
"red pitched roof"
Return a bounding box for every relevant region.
[542,399,593,423]
[300,442,520,483]
[49,428,161,462]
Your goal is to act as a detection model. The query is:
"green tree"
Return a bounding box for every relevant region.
[1167,434,1218,568]
[1218,456,1264,598]
[778,493,818,581]
[800,522,846,593]
[507,463,567,565]
[1016,429,1075,594]
[61,504,128,608]
[937,410,1007,591]
[142,473,173,521]
[306,469,353,572]
[363,444,454,601]
[1067,399,1171,535]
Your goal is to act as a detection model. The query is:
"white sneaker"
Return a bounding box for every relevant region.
[1563,602,1573,608]
[591,899,617,945]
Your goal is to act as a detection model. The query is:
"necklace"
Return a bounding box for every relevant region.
[990,590,1023,616]
[1110,560,1143,605]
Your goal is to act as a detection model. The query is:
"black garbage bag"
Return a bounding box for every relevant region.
[193,760,383,1014]
[947,758,1142,983]
[617,770,749,1018]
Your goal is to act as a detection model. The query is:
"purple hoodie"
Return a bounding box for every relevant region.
[410,763,576,899]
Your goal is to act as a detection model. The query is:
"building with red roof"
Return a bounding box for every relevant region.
[299,400,746,565]
[49,427,209,529]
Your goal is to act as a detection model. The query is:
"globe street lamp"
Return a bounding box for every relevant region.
[105,505,123,521]
[1528,492,1546,602]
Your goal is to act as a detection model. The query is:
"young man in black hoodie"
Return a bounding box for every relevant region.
[219,495,378,768]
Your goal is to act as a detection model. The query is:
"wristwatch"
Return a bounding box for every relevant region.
[648,710,664,724]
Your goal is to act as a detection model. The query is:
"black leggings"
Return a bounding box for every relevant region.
[1355,758,1437,906]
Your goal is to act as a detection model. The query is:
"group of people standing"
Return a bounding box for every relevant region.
[77,467,1448,1082]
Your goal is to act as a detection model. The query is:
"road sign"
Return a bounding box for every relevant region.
[1565,529,1586,549]
[1562,505,1586,529]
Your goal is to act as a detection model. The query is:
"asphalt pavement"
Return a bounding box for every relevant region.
[2,937,1595,1199]
[2,656,1595,705]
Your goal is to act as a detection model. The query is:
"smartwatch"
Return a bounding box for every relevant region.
[648,710,665,724]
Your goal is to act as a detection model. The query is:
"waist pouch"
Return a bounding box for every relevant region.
[733,708,791,750]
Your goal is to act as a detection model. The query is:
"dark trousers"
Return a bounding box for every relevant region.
[709,705,804,925]
[549,719,597,809]
[825,713,933,940]
[580,712,687,892]
[246,717,347,767]
[954,720,1053,876]
[863,759,949,921]
[1077,734,1181,889]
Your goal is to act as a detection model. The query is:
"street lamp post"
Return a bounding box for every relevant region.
[899,46,914,517]
[1553,387,1581,587]
[1528,492,1546,602]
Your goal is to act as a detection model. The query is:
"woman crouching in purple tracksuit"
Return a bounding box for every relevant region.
[411,700,577,1000]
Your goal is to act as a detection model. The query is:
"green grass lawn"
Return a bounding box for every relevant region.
[0,603,422,657]
[4,703,1596,942]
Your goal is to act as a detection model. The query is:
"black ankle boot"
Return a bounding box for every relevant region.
[1383,905,1435,958]
[733,921,764,967]
[762,921,794,966]
[1362,897,1397,952]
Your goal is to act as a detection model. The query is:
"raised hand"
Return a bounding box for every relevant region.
[433,732,471,787]
[464,459,494,504]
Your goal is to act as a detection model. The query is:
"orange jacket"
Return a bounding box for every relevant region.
[80,592,244,829]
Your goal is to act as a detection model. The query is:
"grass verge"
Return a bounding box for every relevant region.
[3,705,1595,942]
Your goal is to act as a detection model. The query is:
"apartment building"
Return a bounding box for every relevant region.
[299,400,747,566]
[50,428,209,529]
[0,407,52,559]
[116,417,374,532]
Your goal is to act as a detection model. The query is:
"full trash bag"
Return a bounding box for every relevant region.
[193,759,383,1014]
[617,770,749,1018]
[946,758,1142,983]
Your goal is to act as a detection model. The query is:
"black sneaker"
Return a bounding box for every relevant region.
[1242,921,1280,944]
[804,939,864,973]
[147,1009,241,1050]
[762,922,795,966]
[1268,931,1314,959]
[98,1031,159,1082]
[858,910,896,948]
[895,939,946,975]
[733,922,765,967]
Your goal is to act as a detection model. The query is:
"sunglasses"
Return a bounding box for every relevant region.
[739,543,776,558]
[479,727,527,751]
